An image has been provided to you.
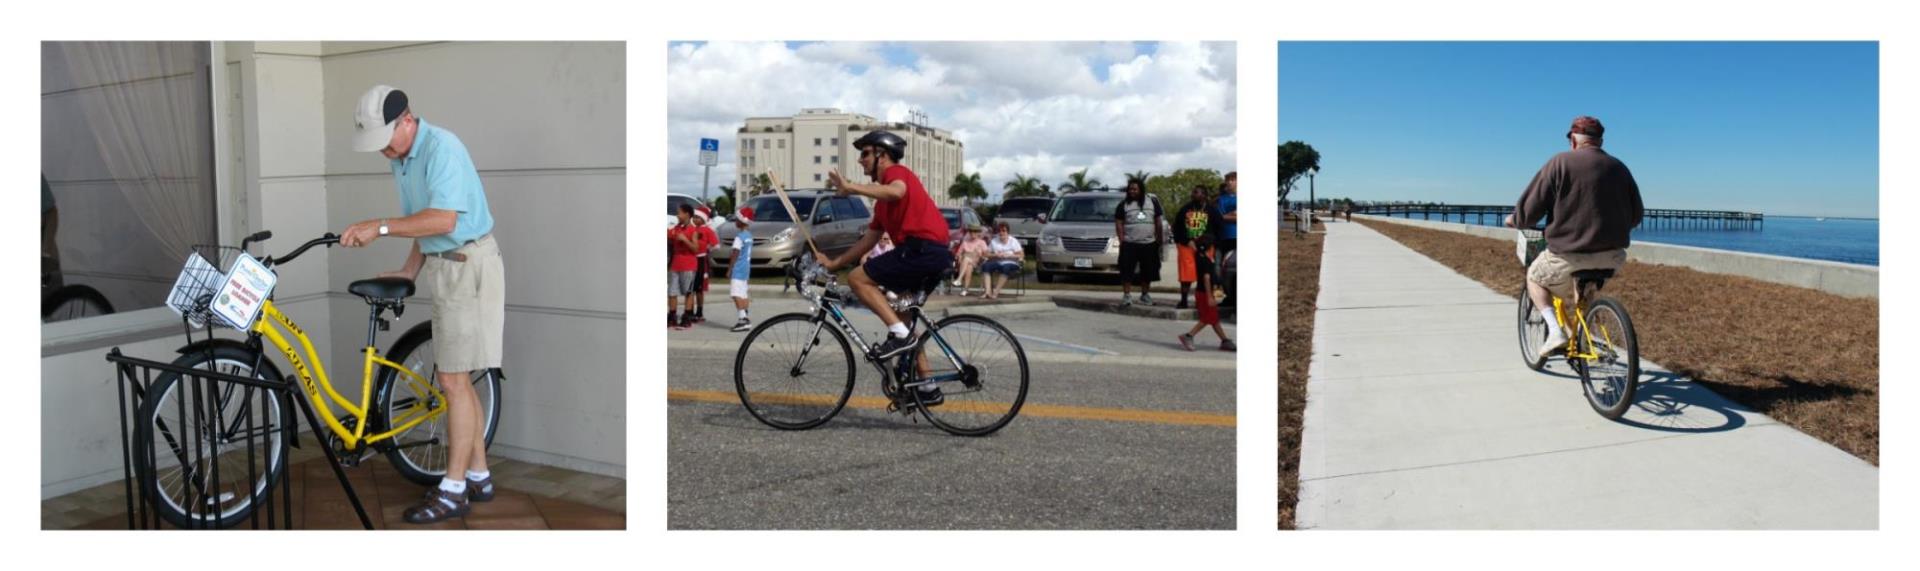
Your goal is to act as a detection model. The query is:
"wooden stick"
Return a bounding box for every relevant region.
[764,169,821,256]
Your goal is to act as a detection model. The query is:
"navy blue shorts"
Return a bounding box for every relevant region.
[862,237,954,293]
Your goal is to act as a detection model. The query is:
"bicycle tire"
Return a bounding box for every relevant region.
[373,321,503,486]
[1516,288,1549,371]
[734,312,856,430]
[42,284,114,322]
[1577,297,1641,420]
[911,314,1029,436]
[133,345,289,529]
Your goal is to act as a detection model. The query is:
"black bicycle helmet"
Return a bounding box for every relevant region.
[852,129,907,162]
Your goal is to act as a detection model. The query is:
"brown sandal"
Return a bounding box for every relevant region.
[402,488,470,524]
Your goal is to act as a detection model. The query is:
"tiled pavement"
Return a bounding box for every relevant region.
[44,450,624,530]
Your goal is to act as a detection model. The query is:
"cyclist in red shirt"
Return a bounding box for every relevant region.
[817,130,955,402]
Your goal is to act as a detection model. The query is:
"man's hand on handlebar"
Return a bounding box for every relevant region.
[341,219,382,247]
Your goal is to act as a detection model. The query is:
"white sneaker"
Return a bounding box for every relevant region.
[1538,329,1569,360]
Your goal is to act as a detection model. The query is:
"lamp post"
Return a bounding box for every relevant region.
[1308,165,1318,215]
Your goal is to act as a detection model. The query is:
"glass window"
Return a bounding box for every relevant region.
[41,41,217,323]
[778,139,785,149]
[813,137,821,146]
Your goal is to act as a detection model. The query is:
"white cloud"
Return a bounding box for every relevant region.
[667,41,1237,200]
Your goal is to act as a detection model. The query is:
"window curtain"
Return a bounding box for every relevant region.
[54,41,214,260]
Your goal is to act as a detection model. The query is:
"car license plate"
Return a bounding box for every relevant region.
[1073,258,1092,268]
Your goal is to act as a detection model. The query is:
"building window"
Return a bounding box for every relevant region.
[813,137,822,146]
[745,139,754,150]
[831,156,838,164]
[778,140,785,149]
[813,156,821,164]
[831,137,839,146]
[814,174,822,182]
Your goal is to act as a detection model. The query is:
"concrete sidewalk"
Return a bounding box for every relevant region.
[1296,222,1877,529]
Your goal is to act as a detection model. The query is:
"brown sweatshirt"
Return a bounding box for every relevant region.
[1513,147,1644,253]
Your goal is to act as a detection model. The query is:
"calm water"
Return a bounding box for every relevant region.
[1379,213,1879,266]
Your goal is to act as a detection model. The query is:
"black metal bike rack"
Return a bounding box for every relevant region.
[107,347,374,530]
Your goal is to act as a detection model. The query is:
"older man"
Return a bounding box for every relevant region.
[1505,116,1644,359]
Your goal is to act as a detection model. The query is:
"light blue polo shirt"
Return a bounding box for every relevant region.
[392,119,493,254]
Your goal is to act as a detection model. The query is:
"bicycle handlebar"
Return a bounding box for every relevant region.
[267,233,340,267]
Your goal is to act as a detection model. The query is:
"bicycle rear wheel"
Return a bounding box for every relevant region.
[1577,298,1640,419]
[735,313,856,430]
[374,322,503,486]
[133,345,289,529]
[911,314,1029,436]
[1516,288,1550,370]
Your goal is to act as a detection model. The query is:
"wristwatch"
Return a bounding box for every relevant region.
[378,220,389,236]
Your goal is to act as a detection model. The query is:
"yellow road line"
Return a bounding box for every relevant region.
[667,389,1235,428]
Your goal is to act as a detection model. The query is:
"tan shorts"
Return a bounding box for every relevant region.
[1527,248,1626,301]
[429,234,505,372]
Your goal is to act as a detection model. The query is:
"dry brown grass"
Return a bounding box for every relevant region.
[1359,220,1880,464]
[1277,226,1324,529]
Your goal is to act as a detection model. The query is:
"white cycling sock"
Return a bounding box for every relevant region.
[1540,308,1563,338]
[466,469,490,481]
[888,322,910,338]
[739,309,749,319]
[438,477,467,494]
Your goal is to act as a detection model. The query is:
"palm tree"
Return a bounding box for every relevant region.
[714,184,738,216]
[948,172,987,206]
[1058,169,1103,194]
[750,173,773,196]
[1002,174,1050,199]
[1126,170,1151,187]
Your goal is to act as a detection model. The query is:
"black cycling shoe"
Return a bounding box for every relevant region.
[870,334,918,360]
[911,386,945,407]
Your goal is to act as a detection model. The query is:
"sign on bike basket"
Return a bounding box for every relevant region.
[167,245,276,330]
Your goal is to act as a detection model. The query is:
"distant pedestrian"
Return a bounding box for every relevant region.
[1215,171,1238,307]
[1114,177,1164,306]
[668,204,701,330]
[1177,234,1234,352]
[980,221,1023,299]
[691,207,719,323]
[1171,184,1222,309]
[728,207,756,332]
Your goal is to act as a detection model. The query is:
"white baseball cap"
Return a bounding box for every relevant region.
[352,85,410,152]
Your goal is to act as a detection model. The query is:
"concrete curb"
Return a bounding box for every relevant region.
[1050,294,1238,322]
[1354,214,1878,298]
[941,301,1060,318]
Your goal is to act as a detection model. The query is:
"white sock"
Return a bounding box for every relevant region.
[1540,308,1563,338]
[739,309,749,319]
[888,322,910,338]
[465,469,490,481]
[438,477,467,494]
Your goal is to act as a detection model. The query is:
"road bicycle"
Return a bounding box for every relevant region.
[1514,229,1641,419]
[734,255,1029,436]
[133,231,502,528]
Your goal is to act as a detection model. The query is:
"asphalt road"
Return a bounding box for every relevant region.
[667,293,1236,529]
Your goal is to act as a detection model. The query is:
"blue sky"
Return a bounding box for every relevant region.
[1277,42,1879,218]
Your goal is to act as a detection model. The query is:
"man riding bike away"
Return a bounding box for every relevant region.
[1505,116,1644,360]
[816,130,955,402]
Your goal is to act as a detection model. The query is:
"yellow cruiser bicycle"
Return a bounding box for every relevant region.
[1514,229,1641,419]
[133,231,501,528]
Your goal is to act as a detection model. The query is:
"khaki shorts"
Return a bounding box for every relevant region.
[1527,248,1626,301]
[429,234,505,372]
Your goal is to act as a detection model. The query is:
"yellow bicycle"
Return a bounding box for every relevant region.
[1515,229,1641,419]
[133,231,502,528]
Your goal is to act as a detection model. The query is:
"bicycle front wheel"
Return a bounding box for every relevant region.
[912,314,1029,436]
[735,313,856,430]
[43,284,114,322]
[133,345,289,529]
[375,321,503,486]
[1577,298,1641,419]
[1516,288,1549,371]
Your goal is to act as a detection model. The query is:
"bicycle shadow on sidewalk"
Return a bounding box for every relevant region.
[1533,366,1748,434]
[687,399,981,436]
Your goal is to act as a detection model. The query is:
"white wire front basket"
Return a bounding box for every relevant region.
[166,245,245,330]
[1515,229,1546,267]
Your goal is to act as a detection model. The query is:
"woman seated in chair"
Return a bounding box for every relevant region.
[979,222,1024,300]
[952,224,988,296]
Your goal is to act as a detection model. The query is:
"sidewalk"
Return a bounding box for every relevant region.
[1296,222,1877,529]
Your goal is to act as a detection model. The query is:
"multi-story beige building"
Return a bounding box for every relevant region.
[736,108,966,207]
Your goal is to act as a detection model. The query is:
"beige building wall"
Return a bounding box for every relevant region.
[737,108,965,207]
